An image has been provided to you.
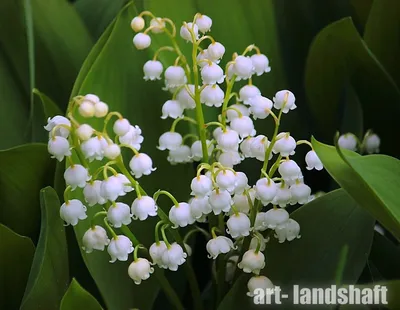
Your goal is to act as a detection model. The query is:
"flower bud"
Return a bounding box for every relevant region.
[143,60,163,81]
[207,42,225,61]
[128,258,154,284]
[131,16,145,32]
[247,276,274,297]
[363,132,380,154]
[79,101,95,118]
[150,17,165,33]
[206,236,235,259]
[273,90,296,113]
[169,202,195,228]
[104,143,121,160]
[338,133,358,151]
[82,225,110,253]
[131,196,158,220]
[60,199,87,226]
[113,118,131,136]
[94,101,109,118]
[196,14,212,33]
[226,212,251,238]
[48,136,71,161]
[76,124,94,141]
[84,94,100,103]
[133,33,151,50]
[129,153,155,178]
[64,164,91,190]
[107,236,134,262]
[238,249,265,274]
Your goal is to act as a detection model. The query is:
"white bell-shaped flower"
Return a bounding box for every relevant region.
[232,188,256,214]
[165,66,187,89]
[143,60,163,81]
[128,258,154,285]
[83,180,106,206]
[233,55,253,80]
[48,136,71,161]
[78,101,95,118]
[161,243,187,271]
[200,84,224,107]
[64,164,91,190]
[131,16,145,32]
[230,116,256,138]
[158,132,183,151]
[113,118,131,136]
[217,150,242,168]
[197,49,209,67]
[196,14,212,33]
[191,140,214,161]
[191,175,213,197]
[217,129,240,151]
[100,175,125,202]
[274,219,301,243]
[251,54,271,76]
[81,136,107,162]
[94,101,109,118]
[206,236,235,259]
[226,212,251,238]
[190,196,212,219]
[103,143,121,160]
[338,133,358,151]
[290,181,311,205]
[149,17,165,33]
[264,208,289,229]
[161,100,184,119]
[255,178,277,206]
[177,85,196,110]
[107,202,132,228]
[250,135,272,161]
[278,160,302,183]
[239,85,261,104]
[60,199,87,226]
[167,145,192,164]
[44,116,70,138]
[247,276,274,297]
[209,189,233,215]
[273,132,296,156]
[254,212,268,231]
[238,249,265,274]
[234,172,249,194]
[201,62,225,84]
[119,125,144,150]
[240,137,254,158]
[149,241,167,266]
[305,150,323,171]
[133,33,151,50]
[76,124,94,141]
[273,90,296,113]
[116,173,133,193]
[169,202,195,228]
[207,42,225,62]
[82,225,110,253]
[131,196,158,220]
[107,235,134,262]
[249,235,269,252]
[272,183,292,207]
[216,169,237,193]
[226,104,249,122]
[213,126,225,139]
[248,96,273,120]
[180,22,198,42]
[363,133,380,154]
[129,153,156,178]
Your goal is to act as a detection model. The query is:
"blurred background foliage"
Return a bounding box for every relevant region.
[0,0,400,309]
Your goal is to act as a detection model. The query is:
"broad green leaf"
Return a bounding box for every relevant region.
[60,279,103,310]
[75,0,127,40]
[33,89,63,119]
[312,138,400,241]
[340,86,363,140]
[354,281,400,310]
[68,3,193,309]
[0,224,35,310]
[20,187,69,310]
[305,17,400,156]
[0,143,55,240]
[369,232,400,280]
[364,0,400,87]
[219,189,374,309]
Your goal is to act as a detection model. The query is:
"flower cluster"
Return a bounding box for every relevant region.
[45,11,328,304]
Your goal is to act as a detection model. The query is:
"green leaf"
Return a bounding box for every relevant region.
[74,0,126,40]
[349,0,373,27]
[312,137,400,241]
[20,187,69,310]
[305,17,400,156]
[0,143,55,240]
[364,0,400,87]
[68,3,193,309]
[33,89,63,119]
[219,189,374,309]
[355,281,400,310]
[0,224,35,310]
[60,279,103,310]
